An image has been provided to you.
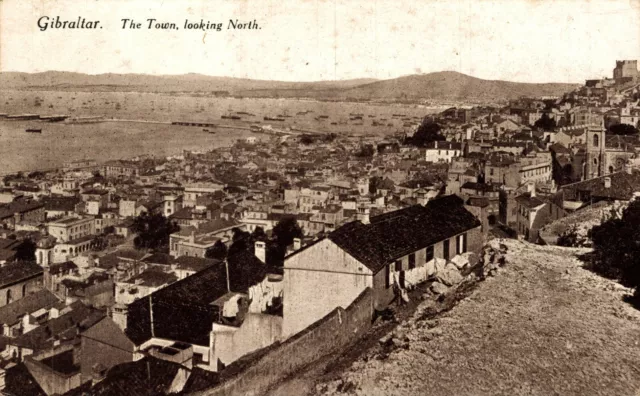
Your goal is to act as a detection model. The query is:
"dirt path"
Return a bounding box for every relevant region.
[313,240,640,396]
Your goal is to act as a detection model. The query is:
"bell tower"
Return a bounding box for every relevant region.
[585,119,606,180]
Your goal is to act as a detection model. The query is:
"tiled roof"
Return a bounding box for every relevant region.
[42,196,80,212]
[174,256,219,272]
[68,357,181,396]
[515,192,546,208]
[4,363,47,396]
[0,238,21,250]
[126,250,275,346]
[560,169,640,201]
[10,303,105,351]
[0,261,43,288]
[48,261,78,276]
[125,270,177,287]
[0,289,59,325]
[0,200,44,220]
[327,195,481,273]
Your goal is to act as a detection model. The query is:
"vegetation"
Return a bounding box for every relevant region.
[14,239,36,262]
[405,122,446,147]
[556,226,580,247]
[205,240,228,260]
[533,112,556,131]
[608,123,638,136]
[588,200,640,296]
[131,212,180,251]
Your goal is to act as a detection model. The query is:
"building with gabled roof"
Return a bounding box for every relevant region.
[282,195,482,338]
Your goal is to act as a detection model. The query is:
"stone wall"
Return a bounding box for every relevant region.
[192,288,375,396]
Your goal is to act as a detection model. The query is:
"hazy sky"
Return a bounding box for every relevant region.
[1,0,639,83]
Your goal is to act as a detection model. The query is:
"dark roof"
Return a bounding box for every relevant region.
[515,192,546,208]
[560,169,640,202]
[0,200,44,220]
[0,289,59,325]
[0,261,43,288]
[49,261,78,276]
[170,206,193,219]
[181,367,221,393]
[461,182,500,193]
[466,197,490,208]
[174,256,219,272]
[4,363,47,396]
[141,252,175,266]
[0,238,21,250]
[42,196,80,212]
[66,357,181,396]
[327,195,481,273]
[126,250,275,346]
[10,303,105,351]
[125,270,178,287]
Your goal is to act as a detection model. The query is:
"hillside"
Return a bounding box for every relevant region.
[339,71,579,102]
[0,71,578,102]
[316,239,640,396]
[0,71,376,95]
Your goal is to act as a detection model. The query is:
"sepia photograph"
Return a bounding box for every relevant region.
[1,0,640,394]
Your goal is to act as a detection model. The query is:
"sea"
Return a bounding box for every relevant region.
[0,120,253,175]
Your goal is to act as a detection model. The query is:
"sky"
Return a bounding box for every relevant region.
[1,0,639,83]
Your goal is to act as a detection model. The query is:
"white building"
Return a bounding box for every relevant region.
[424,141,462,163]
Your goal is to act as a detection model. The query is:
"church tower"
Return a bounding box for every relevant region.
[585,119,606,180]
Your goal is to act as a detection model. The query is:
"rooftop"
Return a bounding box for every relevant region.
[326,195,481,273]
[0,261,43,288]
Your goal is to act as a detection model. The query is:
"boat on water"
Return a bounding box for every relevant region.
[25,128,42,133]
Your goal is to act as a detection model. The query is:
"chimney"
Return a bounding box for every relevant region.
[604,176,611,188]
[254,241,266,263]
[293,238,301,251]
[361,208,370,225]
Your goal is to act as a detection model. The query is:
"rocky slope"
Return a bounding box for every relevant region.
[316,239,640,396]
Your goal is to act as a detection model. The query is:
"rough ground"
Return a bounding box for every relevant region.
[315,239,640,396]
[539,202,626,245]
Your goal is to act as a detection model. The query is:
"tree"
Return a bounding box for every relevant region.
[92,235,109,251]
[205,240,228,260]
[228,227,252,257]
[251,226,267,242]
[608,123,638,136]
[272,216,303,250]
[15,239,36,262]
[131,212,180,251]
[406,122,446,147]
[588,199,640,289]
[533,113,556,131]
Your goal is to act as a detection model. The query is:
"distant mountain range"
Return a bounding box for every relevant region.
[0,70,579,103]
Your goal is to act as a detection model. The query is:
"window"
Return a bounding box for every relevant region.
[385,265,391,289]
[443,239,450,260]
[426,245,434,262]
[395,260,402,272]
[22,284,27,297]
[409,253,415,269]
[593,134,599,147]
[6,289,12,305]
